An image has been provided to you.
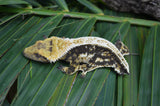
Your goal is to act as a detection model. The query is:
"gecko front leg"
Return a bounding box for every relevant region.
[58,63,94,77]
[58,64,79,75]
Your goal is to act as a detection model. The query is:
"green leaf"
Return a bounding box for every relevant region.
[138,25,160,106]
[0,12,26,25]
[0,7,159,27]
[0,16,38,55]
[77,0,104,15]
[95,72,116,106]
[0,1,160,106]
[0,0,28,5]
[54,0,69,11]
[0,15,63,105]
[123,26,140,106]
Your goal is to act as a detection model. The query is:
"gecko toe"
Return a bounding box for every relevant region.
[80,72,86,78]
[57,65,65,73]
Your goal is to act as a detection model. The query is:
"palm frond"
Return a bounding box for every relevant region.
[0,0,160,106]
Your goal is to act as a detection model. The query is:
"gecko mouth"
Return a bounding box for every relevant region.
[23,48,49,63]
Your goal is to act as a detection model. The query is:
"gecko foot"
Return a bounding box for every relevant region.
[58,65,78,75]
[57,65,66,73]
[80,72,87,78]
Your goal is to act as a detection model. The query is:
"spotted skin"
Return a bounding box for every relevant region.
[59,44,128,77]
[23,36,129,77]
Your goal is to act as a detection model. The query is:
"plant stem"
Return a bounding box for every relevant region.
[0,7,159,27]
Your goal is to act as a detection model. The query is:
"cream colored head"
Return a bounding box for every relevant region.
[23,36,72,63]
[23,39,53,62]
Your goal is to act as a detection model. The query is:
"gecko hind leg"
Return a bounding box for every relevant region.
[78,64,88,78]
[58,64,79,75]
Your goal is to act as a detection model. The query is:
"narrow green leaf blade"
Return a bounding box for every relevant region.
[151,25,160,106]
[95,72,116,106]
[54,0,69,11]
[138,26,155,106]
[0,16,24,44]
[77,0,104,15]
[0,0,28,5]
[0,16,39,56]
[138,25,160,106]
[0,12,26,25]
[123,26,140,106]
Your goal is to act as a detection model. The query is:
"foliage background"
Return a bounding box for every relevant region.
[0,0,160,106]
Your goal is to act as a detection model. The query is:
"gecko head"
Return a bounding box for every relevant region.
[23,40,53,63]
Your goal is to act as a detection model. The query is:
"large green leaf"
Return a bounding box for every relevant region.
[0,1,160,106]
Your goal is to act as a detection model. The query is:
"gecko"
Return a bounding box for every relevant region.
[23,36,129,77]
